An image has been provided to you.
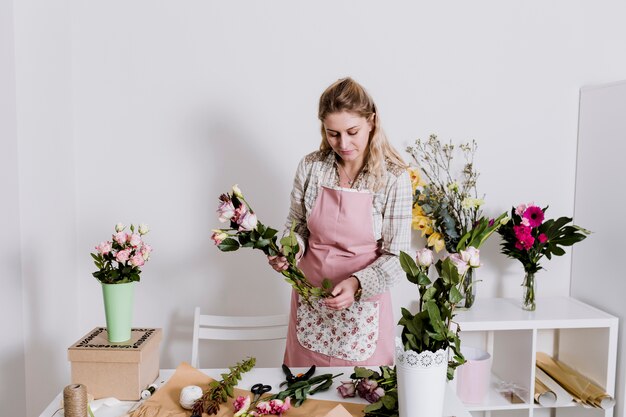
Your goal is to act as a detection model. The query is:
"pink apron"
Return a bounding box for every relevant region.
[283,186,395,366]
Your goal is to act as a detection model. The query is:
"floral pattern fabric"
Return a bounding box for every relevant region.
[295,298,380,361]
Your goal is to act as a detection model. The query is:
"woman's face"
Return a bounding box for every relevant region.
[323,111,373,166]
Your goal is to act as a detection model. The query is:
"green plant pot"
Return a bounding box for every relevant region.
[101,282,135,343]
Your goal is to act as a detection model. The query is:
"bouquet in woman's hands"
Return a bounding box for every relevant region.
[212,185,331,304]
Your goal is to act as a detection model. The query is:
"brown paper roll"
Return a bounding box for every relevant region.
[536,352,615,409]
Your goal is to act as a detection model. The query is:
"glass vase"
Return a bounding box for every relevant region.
[458,268,476,310]
[522,271,536,311]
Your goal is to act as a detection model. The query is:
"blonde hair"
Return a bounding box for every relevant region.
[318,77,406,191]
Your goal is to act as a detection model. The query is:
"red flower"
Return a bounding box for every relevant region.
[523,205,545,228]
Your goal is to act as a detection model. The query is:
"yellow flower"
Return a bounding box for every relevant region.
[407,167,426,190]
[412,204,425,217]
[412,215,433,237]
[427,232,446,253]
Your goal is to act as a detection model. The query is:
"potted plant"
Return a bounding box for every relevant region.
[91,223,152,343]
[394,248,472,417]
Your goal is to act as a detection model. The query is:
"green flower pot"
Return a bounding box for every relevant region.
[101,282,135,343]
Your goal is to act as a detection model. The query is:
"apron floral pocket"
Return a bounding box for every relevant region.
[295,298,379,362]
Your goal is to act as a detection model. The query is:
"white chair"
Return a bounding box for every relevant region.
[191,307,289,368]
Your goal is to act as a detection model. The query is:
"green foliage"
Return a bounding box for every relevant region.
[271,373,342,407]
[214,190,331,304]
[398,253,466,380]
[192,357,256,416]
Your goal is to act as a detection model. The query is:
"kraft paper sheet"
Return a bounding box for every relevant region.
[126,362,364,417]
[536,352,614,409]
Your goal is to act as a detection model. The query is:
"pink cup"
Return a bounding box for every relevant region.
[457,346,492,404]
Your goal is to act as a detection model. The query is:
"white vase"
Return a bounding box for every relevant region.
[396,343,448,417]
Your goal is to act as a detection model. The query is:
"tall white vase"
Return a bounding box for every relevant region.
[396,345,448,417]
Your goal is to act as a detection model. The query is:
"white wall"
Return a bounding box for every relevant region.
[5,1,626,415]
[0,0,26,416]
[572,81,626,417]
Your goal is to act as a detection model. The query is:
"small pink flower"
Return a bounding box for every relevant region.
[116,249,131,263]
[238,211,258,232]
[130,253,145,267]
[211,230,228,245]
[95,241,112,255]
[129,233,142,247]
[217,200,237,223]
[538,233,548,243]
[233,396,251,416]
[255,401,272,414]
[515,203,529,217]
[269,397,290,414]
[520,217,530,227]
[140,244,153,260]
[114,232,128,246]
[337,381,356,398]
[523,205,544,228]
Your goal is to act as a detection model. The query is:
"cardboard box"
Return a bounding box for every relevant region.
[68,327,162,400]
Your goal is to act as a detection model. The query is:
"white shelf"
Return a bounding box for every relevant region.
[454,297,618,417]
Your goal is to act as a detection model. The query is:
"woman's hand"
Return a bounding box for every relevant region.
[324,276,360,310]
[268,255,289,272]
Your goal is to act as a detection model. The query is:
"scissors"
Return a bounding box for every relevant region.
[251,383,272,402]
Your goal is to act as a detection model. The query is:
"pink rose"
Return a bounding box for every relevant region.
[337,381,356,398]
[114,232,128,246]
[460,247,480,268]
[211,230,228,245]
[140,244,153,260]
[217,200,236,223]
[130,253,145,267]
[95,241,112,255]
[238,211,258,232]
[415,248,434,268]
[116,249,131,263]
[129,233,142,247]
[448,253,469,275]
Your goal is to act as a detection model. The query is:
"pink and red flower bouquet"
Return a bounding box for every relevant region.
[497,203,590,274]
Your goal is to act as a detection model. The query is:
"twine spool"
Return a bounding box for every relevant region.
[63,384,88,417]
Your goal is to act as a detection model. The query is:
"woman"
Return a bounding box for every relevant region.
[269,77,412,366]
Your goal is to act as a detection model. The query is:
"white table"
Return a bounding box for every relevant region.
[39,367,471,417]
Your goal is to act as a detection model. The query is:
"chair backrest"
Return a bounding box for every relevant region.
[191,306,289,368]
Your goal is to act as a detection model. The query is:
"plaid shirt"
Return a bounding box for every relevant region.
[285,150,412,300]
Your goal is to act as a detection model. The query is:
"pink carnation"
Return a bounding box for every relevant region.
[513,224,532,240]
[523,205,544,228]
[515,235,535,251]
[233,396,251,416]
[538,233,548,243]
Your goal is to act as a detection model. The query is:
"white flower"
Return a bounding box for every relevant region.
[448,253,469,276]
[461,197,485,210]
[232,184,243,198]
[447,182,459,192]
[115,222,125,232]
[237,211,258,232]
[460,247,480,267]
[415,248,434,268]
[138,223,150,235]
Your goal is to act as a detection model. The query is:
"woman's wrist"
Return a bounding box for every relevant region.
[350,276,362,301]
